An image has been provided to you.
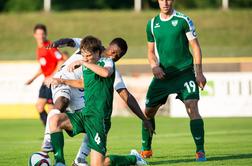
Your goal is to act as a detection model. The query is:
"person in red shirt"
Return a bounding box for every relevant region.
[26,24,65,126]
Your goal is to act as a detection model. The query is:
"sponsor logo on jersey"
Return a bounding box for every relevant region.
[154,23,160,28]
[172,20,178,27]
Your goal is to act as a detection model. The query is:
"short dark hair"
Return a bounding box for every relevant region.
[110,37,128,57]
[80,35,103,54]
[33,24,47,34]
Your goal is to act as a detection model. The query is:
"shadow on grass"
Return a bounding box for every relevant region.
[149,153,252,165]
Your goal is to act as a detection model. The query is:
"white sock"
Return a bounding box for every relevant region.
[75,134,91,162]
[43,109,60,143]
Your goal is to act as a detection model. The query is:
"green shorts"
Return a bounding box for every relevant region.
[146,68,199,108]
[66,110,107,156]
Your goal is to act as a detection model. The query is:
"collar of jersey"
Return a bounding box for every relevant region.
[159,10,176,22]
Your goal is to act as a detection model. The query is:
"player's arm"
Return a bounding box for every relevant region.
[117,89,146,120]
[68,59,113,78]
[49,78,84,89]
[47,38,81,48]
[25,68,42,85]
[184,17,207,90]
[189,39,206,90]
[146,20,165,79]
[114,70,154,134]
[84,62,113,78]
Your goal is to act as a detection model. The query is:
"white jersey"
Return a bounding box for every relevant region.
[52,50,84,111]
[52,50,126,111]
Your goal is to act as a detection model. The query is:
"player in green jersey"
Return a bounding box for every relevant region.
[140,0,207,162]
[49,36,147,166]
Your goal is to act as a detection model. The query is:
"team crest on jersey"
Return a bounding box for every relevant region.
[172,20,178,27]
[154,23,160,28]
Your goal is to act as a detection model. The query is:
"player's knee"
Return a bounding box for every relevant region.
[184,100,198,110]
[145,107,157,119]
[35,102,45,112]
[184,100,200,119]
[54,96,69,112]
[48,109,60,119]
[49,114,61,131]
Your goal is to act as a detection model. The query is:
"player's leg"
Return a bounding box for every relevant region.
[177,69,206,161]
[37,84,53,126]
[42,96,70,152]
[184,99,206,161]
[49,112,73,164]
[36,98,48,126]
[73,135,90,166]
[104,150,147,166]
[90,150,104,166]
[141,106,158,158]
[141,79,168,158]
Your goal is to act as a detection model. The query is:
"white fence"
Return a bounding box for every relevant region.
[0,62,252,118]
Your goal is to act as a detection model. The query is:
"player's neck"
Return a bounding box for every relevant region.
[37,39,47,48]
[160,9,174,20]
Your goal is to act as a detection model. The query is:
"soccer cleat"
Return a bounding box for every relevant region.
[140,150,153,159]
[72,159,89,166]
[196,151,207,162]
[41,139,53,153]
[130,149,148,166]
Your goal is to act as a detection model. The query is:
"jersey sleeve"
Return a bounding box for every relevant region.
[114,69,126,91]
[51,48,63,61]
[146,19,155,42]
[72,38,82,48]
[103,58,114,68]
[183,17,197,41]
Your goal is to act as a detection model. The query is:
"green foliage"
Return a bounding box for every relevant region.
[0,0,252,12]
[230,0,252,8]
[4,0,43,12]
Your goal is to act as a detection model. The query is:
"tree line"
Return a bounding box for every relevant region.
[0,0,251,12]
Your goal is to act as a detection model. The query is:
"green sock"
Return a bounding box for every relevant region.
[141,118,155,150]
[51,132,65,164]
[190,119,205,152]
[109,155,137,166]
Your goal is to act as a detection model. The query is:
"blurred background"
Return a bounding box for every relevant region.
[0,0,252,118]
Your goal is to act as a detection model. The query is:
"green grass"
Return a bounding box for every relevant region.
[0,117,252,165]
[0,9,252,60]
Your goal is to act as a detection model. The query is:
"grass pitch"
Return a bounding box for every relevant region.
[0,9,252,60]
[0,117,252,166]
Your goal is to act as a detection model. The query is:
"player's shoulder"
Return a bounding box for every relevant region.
[99,57,114,65]
[174,10,192,22]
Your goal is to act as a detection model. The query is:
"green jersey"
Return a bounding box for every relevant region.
[146,10,197,76]
[82,57,115,118]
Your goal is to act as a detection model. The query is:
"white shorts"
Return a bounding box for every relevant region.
[52,68,85,112]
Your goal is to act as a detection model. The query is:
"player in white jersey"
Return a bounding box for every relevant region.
[43,37,153,166]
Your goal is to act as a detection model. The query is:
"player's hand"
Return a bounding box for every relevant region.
[68,60,83,72]
[196,73,207,90]
[25,78,34,85]
[152,66,165,79]
[143,119,156,136]
[44,77,62,87]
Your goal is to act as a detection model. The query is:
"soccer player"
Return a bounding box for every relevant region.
[140,0,207,161]
[25,24,64,126]
[42,37,152,166]
[49,36,148,166]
